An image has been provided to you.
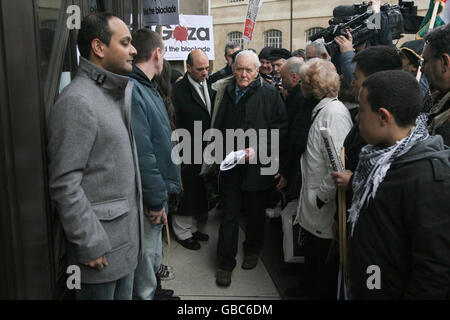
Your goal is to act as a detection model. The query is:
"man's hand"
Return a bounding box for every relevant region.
[274,173,287,191]
[331,170,353,190]
[244,147,256,162]
[334,29,354,53]
[84,255,108,270]
[146,207,166,225]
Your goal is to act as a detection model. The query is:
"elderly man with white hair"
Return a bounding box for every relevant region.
[305,39,330,61]
[277,57,304,200]
[204,50,288,287]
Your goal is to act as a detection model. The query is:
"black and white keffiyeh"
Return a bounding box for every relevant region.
[348,114,429,236]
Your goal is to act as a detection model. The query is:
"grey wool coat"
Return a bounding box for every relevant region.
[47,57,144,284]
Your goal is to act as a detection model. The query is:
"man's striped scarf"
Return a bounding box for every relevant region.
[348,114,429,236]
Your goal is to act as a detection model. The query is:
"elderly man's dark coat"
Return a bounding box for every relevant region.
[212,76,288,191]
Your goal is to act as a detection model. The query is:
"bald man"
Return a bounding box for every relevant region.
[171,49,215,250]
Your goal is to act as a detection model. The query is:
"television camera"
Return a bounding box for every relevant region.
[309,1,419,58]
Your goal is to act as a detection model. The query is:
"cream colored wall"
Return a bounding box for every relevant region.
[211,0,430,72]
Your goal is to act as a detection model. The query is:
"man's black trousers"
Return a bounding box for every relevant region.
[217,167,271,271]
[303,229,339,299]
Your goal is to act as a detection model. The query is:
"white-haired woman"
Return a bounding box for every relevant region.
[293,58,353,298]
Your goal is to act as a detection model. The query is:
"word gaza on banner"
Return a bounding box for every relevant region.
[142,0,179,26]
[151,15,215,61]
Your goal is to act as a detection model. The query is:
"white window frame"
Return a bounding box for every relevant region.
[228,31,244,49]
[264,29,282,48]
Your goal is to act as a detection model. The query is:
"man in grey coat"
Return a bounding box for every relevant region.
[47,13,143,300]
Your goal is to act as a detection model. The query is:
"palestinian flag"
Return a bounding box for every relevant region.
[417,0,450,38]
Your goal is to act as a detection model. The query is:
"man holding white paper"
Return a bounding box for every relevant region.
[209,50,287,287]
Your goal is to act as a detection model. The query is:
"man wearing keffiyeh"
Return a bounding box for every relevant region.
[346,70,450,299]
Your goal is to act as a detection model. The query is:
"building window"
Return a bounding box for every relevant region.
[264,29,282,48]
[305,27,325,42]
[230,0,245,3]
[228,31,244,49]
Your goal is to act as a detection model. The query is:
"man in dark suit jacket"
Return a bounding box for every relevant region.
[171,49,214,250]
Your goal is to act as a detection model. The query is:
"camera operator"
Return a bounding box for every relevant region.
[333,0,393,87]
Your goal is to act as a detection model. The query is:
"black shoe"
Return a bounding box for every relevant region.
[154,288,174,300]
[176,236,201,250]
[216,269,232,287]
[192,231,209,242]
[242,254,258,270]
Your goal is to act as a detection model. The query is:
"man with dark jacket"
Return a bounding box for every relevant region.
[129,29,181,300]
[399,40,429,96]
[278,56,304,200]
[209,42,241,84]
[347,70,450,299]
[209,50,288,287]
[171,49,214,250]
[47,13,142,300]
[258,46,274,82]
[268,48,292,87]
[421,24,450,145]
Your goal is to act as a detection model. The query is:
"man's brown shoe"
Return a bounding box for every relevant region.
[216,269,232,287]
[242,254,258,270]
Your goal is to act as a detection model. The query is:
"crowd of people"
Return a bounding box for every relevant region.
[46,9,450,300]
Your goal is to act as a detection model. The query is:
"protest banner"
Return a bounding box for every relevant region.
[243,0,264,42]
[151,15,215,61]
[142,0,179,26]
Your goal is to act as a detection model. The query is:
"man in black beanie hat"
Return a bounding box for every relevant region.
[258,47,274,81]
[268,48,292,85]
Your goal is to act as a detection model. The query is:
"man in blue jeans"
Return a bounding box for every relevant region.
[129,29,181,300]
